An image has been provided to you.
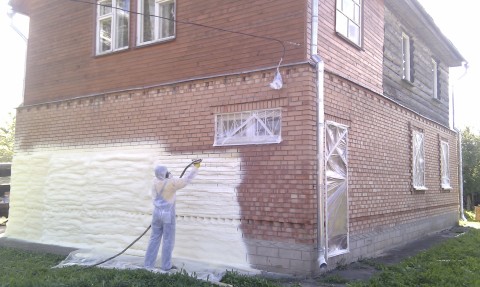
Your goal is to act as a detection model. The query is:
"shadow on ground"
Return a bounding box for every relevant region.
[278,225,470,287]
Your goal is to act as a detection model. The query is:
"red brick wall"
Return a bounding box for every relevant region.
[15,65,318,245]
[22,0,307,105]
[318,0,384,95]
[324,72,459,235]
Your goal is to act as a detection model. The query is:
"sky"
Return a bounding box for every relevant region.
[0,1,478,132]
[0,1,27,126]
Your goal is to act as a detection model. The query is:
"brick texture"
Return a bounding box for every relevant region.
[21,0,307,105]
[15,65,319,249]
[324,72,459,238]
[12,0,461,276]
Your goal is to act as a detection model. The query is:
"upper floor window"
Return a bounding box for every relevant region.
[440,140,451,189]
[335,0,362,47]
[137,0,176,45]
[96,0,130,55]
[214,109,282,146]
[402,33,413,82]
[412,129,426,190]
[432,58,439,99]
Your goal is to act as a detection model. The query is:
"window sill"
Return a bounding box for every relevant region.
[413,186,428,194]
[335,32,363,51]
[401,78,414,86]
[213,139,282,147]
[441,185,452,190]
[95,47,130,58]
[136,36,176,49]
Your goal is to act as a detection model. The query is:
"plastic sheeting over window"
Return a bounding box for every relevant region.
[214,109,282,146]
[412,130,426,189]
[440,141,451,189]
[325,122,349,258]
[54,249,256,283]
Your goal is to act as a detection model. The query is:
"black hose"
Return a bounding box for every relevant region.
[86,159,202,268]
[179,159,202,178]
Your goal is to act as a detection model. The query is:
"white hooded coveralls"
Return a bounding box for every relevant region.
[144,165,198,270]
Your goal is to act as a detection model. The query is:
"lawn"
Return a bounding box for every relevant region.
[0,247,298,287]
[1,224,479,286]
[348,227,480,287]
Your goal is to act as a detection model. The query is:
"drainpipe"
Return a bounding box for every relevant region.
[452,62,469,221]
[311,0,327,269]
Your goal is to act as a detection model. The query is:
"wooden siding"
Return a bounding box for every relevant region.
[317,0,385,95]
[383,8,450,127]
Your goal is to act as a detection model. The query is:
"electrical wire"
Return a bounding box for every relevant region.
[68,0,301,69]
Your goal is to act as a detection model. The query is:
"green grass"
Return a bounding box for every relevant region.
[348,228,480,287]
[465,210,476,221]
[0,247,216,287]
[0,247,299,287]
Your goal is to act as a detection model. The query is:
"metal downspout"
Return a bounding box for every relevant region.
[457,132,466,221]
[453,62,469,221]
[311,0,327,269]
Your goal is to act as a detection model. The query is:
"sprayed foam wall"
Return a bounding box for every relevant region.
[6,146,250,269]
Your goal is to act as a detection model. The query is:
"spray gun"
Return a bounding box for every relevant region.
[86,159,203,268]
[179,159,202,178]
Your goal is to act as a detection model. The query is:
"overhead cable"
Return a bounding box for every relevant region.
[69,0,302,65]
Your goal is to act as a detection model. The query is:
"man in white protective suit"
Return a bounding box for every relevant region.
[144,161,201,271]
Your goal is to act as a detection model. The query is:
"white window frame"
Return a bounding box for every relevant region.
[335,0,362,47]
[96,0,130,55]
[402,33,411,82]
[440,140,451,189]
[214,109,282,146]
[137,0,176,46]
[412,130,427,190]
[432,58,439,99]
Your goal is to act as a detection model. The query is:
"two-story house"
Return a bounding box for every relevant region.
[7,0,465,275]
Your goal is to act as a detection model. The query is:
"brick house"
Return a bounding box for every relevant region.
[7,0,465,275]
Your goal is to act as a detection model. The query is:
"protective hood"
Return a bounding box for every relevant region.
[154,165,168,180]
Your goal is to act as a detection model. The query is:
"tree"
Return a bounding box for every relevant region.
[462,127,480,210]
[0,114,15,162]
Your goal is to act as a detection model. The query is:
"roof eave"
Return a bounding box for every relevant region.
[385,0,466,67]
[8,0,30,16]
